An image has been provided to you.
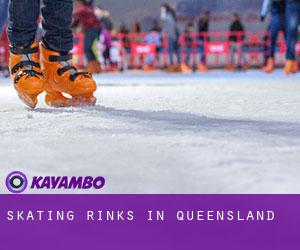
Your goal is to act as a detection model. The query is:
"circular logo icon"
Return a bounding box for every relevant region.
[6,171,28,194]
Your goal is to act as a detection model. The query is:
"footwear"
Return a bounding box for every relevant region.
[242,64,249,71]
[284,60,293,75]
[9,43,45,108]
[293,62,299,74]
[198,63,208,72]
[143,65,155,71]
[87,60,102,74]
[40,43,97,107]
[225,64,235,71]
[181,63,193,73]
[263,58,275,73]
[165,65,177,73]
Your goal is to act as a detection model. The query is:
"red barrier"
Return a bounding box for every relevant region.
[0,29,9,70]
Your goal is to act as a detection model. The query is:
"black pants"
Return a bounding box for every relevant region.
[7,0,73,53]
[84,28,100,62]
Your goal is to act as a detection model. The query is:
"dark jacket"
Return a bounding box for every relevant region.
[73,3,101,30]
[229,20,245,42]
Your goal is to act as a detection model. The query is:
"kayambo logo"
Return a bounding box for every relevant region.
[6,171,28,194]
[5,171,106,194]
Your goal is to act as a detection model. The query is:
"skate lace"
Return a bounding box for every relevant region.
[10,46,44,84]
[50,54,91,81]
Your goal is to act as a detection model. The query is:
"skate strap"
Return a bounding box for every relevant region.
[10,46,38,55]
[14,70,44,84]
[11,61,41,74]
[57,65,77,76]
[49,54,72,62]
[69,72,91,82]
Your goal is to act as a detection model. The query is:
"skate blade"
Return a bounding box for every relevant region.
[18,93,37,109]
[71,96,97,107]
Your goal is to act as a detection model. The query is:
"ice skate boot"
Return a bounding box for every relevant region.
[293,61,299,74]
[198,63,208,72]
[263,58,275,73]
[284,60,296,75]
[87,60,102,74]
[181,63,193,73]
[40,43,97,107]
[9,43,45,108]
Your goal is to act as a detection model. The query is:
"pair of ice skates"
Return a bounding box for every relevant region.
[9,42,97,108]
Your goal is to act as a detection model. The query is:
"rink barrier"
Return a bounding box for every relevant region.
[1,31,299,70]
[0,28,9,70]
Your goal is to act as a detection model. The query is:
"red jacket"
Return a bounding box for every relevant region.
[73,4,100,30]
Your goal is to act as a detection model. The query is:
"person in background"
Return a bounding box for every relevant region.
[181,22,194,73]
[144,21,162,71]
[99,26,112,71]
[227,13,248,71]
[197,11,210,72]
[73,0,102,74]
[109,28,122,72]
[260,0,286,73]
[160,3,181,72]
[94,5,113,31]
[119,24,131,70]
[284,0,300,74]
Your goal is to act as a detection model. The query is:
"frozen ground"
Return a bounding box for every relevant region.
[0,70,300,194]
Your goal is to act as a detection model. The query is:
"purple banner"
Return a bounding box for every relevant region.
[0,195,299,249]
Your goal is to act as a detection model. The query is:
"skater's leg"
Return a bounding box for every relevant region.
[40,0,97,107]
[7,0,40,48]
[7,0,44,108]
[285,1,300,61]
[263,2,285,73]
[41,0,73,53]
[168,37,174,65]
[85,27,101,74]
[0,0,8,34]
[84,28,98,62]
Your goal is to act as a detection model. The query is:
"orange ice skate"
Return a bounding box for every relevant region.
[263,58,275,73]
[198,63,208,72]
[40,43,97,107]
[9,43,45,108]
[284,60,297,75]
[181,63,193,73]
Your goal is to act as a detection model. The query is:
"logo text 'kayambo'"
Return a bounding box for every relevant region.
[31,176,105,190]
[5,172,105,193]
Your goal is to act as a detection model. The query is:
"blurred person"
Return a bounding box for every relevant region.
[94,5,113,31]
[261,0,286,73]
[284,0,300,74]
[119,24,131,69]
[73,0,102,74]
[160,3,181,72]
[227,13,248,71]
[0,0,8,34]
[197,11,210,72]
[144,21,162,71]
[7,0,97,108]
[131,22,143,69]
[99,26,112,70]
[109,28,122,72]
[181,22,194,73]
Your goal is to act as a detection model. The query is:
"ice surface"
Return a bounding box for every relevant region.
[0,71,300,194]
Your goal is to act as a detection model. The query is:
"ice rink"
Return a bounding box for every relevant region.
[0,70,300,194]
